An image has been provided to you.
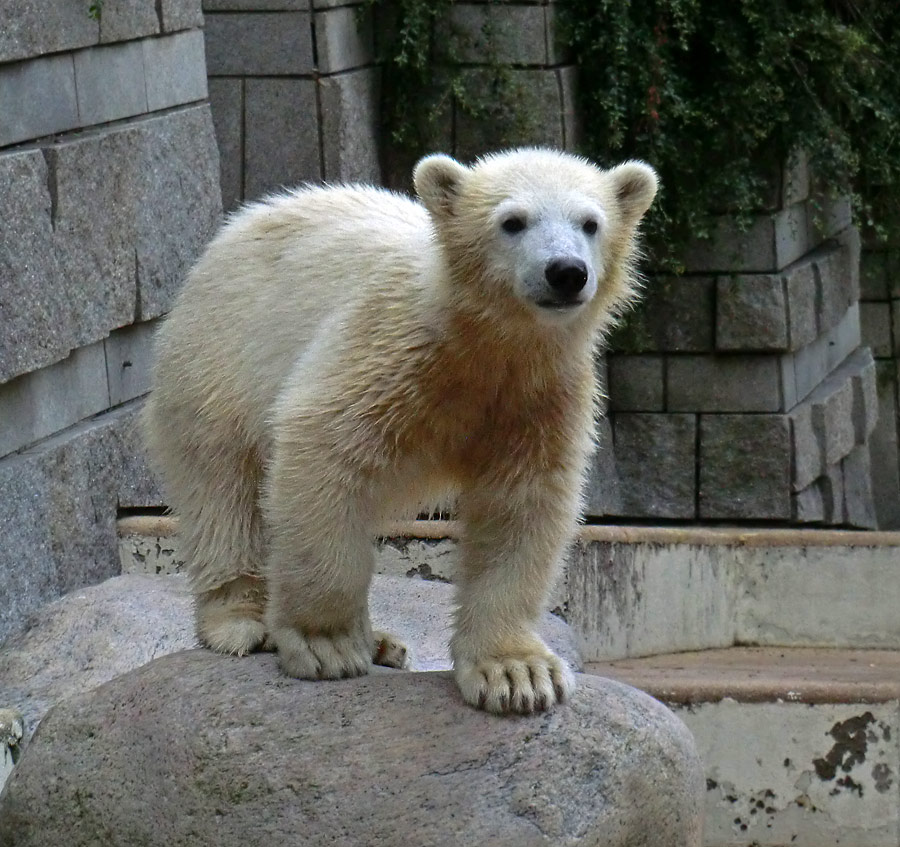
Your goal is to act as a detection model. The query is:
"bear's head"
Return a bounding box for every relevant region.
[413,148,657,333]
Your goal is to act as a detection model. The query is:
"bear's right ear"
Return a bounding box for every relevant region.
[414,154,469,219]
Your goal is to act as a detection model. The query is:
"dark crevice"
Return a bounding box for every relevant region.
[41,148,59,230]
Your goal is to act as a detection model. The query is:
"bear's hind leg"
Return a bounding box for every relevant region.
[166,439,268,656]
[372,630,410,669]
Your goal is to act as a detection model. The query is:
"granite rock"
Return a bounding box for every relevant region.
[0,651,704,847]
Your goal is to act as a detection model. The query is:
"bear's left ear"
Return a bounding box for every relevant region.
[607,161,659,225]
[414,154,469,219]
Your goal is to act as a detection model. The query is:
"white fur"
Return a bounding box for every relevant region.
[144,148,657,713]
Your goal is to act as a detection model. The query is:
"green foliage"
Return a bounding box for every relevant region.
[370,1,900,266]
[561,0,900,267]
[88,0,103,20]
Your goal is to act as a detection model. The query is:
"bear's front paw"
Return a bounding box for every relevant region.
[454,652,574,715]
[270,626,372,680]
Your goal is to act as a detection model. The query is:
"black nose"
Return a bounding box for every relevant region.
[545,259,588,298]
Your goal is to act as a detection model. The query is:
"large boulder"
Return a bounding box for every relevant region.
[0,573,581,743]
[0,651,704,846]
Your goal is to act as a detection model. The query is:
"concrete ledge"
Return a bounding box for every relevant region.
[586,646,900,705]
[117,515,900,548]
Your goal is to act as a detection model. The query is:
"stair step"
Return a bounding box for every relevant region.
[585,646,900,704]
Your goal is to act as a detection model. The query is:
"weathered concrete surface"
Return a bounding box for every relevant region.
[586,648,900,846]
[0,572,580,746]
[117,518,900,661]
[0,652,705,847]
[683,700,898,847]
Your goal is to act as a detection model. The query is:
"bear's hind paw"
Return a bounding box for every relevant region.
[454,653,574,715]
[271,627,372,680]
[372,631,410,669]
[200,617,268,657]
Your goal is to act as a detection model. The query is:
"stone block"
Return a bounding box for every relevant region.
[582,414,621,517]
[314,5,374,74]
[244,78,320,200]
[98,0,159,43]
[667,355,783,413]
[46,128,139,334]
[74,41,148,126]
[0,402,161,645]
[439,4,548,66]
[207,78,244,211]
[160,0,204,31]
[0,149,66,383]
[683,201,810,274]
[0,108,218,379]
[809,193,852,242]
[841,445,877,529]
[612,413,697,519]
[860,250,889,301]
[0,1,98,63]
[783,255,818,350]
[716,274,788,351]
[814,239,855,338]
[811,371,855,467]
[860,301,892,358]
[849,347,878,443]
[105,321,159,406]
[610,276,715,353]
[699,414,792,520]
[319,67,380,184]
[781,149,810,208]
[781,302,860,408]
[0,342,110,459]
[204,11,314,75]
[143,29,209,111]
[133,106,223,320]
[454,68,563,161]
[0,54,79,147]
[792,482,824,523]
[868,361,900,529]
[836,225,861,304]
[790,401,822,492]
[607,355,665,412]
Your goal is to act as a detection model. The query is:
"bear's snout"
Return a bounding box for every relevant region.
[544,259,588,300]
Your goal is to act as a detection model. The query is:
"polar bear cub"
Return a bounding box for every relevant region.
[144,148,657,714]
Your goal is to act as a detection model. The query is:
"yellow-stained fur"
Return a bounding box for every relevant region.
[144,148,657,714]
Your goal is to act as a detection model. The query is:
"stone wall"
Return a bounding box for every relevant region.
[605,163,879,527]
[0,0,221,643]
[203,0,381,210]
[859,218,900,529]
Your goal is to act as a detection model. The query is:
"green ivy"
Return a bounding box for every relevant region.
[88,0,103,20]
[562,0,900,267]
[371,1,900,269]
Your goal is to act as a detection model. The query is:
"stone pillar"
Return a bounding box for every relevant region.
[0,0,222,644]
[603,158,878,527]
[203,0,381,210]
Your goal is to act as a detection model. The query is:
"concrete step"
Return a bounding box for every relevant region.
[586,647,900,847]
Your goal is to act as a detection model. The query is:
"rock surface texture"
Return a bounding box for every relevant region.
[0,651,704,847]
[0,573,580,744]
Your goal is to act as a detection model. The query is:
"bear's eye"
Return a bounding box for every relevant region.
[582,219,599,236]
[501,216,527,235]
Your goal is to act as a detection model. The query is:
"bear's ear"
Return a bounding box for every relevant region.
[414,154,469,218]
[607,161,659,225]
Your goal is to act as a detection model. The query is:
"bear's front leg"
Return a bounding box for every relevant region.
[451,479,578,714]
